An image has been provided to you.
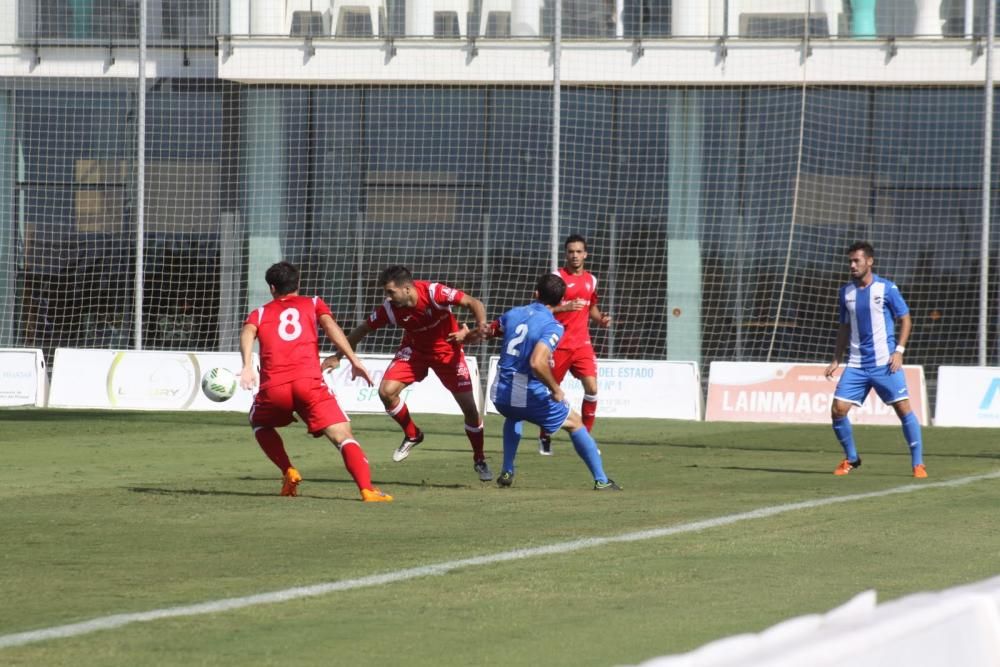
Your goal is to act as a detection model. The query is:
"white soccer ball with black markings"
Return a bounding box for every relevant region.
[201,367,237,402]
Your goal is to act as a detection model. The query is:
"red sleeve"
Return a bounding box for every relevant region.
[314,296,332,318]
[429,282,465,307]
[366,304,390,331]
[244,306,264,327]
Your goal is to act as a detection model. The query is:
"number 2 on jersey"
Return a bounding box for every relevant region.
[505,323,529,356]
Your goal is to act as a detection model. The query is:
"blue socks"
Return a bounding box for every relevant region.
[901,412,923,466]
[832,416,858,461]
[833,412,923,466]
[502,418,522,473]
[570,427,607,483]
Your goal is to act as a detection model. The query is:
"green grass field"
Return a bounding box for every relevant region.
[1,409,999,666]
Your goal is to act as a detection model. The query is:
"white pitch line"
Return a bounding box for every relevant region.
[2,470,999,650]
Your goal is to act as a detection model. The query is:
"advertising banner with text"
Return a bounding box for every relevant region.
[706,362,927,425]
[0,348,47,407]
[321,354,480,415]
[47,349,482,415]
[934,366,1000,427]
[48,349,255,411]
[485,357,702,420]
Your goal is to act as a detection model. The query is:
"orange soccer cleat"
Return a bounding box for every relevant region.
[913,464,928,479]
[281,467,302,496]
[361,487,394,503]
[833,458,861,476]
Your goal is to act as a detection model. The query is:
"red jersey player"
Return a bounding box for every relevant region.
[239,261,392,502]
[539,235,612,454]
[323,265,493,483]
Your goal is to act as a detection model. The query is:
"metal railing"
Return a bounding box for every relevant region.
[13,0,995,43]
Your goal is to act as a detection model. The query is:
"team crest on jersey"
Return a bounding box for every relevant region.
[395,346,413,361]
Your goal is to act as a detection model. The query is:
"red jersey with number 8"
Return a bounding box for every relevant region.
[245,295,331,389]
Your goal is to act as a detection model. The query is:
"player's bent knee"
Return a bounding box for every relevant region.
[830,398,852,419]
[561,410,584,432]
[892,400,912,418]
[324,423,355,449]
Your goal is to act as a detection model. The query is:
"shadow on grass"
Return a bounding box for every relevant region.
[237,476,466,489]
[127,485,395,502]
[604,439,1000,462]
[127,474,466,500]
[694,465,832,475]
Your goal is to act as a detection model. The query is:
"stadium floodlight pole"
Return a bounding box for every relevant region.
[980,0,995,366]
[550,0,562,270]
[135,0,147,351]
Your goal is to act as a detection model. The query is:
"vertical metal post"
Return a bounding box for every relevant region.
[981,0,995,365]
[480,214,491,418]
[608,216,616,357]
[135,0,147,350]
[551,0,562,269]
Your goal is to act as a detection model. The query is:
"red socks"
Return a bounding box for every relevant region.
[387,400,420,439]
[465,422,485,461]
[582,395,598,432]
[254,427,292,472]
[340,440,373,491]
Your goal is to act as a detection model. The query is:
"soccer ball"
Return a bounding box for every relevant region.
[201,367,237,402]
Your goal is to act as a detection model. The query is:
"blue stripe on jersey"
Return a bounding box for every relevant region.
[840,274,909,368]
[491,302,563,409]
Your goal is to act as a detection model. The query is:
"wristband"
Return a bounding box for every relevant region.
[895,345,905,354]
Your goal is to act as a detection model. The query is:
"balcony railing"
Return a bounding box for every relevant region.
[13,0,998,43]
[17,0,218,44]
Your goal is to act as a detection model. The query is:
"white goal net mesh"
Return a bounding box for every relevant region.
[1,1,997,388]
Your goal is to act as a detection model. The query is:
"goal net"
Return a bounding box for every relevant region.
[1,2,995,384]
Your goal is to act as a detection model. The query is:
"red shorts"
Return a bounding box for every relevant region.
[250,376,349,436]
[383,345,474,394]
[552,345,598,383]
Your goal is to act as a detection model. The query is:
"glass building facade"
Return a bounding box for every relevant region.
[2,81,996,382]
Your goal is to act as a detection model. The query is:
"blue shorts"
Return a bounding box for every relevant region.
[834,365,909,406]
[495,397,571,435]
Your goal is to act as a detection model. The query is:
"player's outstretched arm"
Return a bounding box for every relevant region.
[453,319,501,345]
[238,323,260,390]
[319,314,374,386]
[322,321,374,371]
[457,294,489,338]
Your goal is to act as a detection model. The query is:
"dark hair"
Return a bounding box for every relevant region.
[535,273,566,306]
[848,241,874,258]
[265,261,300,296]
[378,265,414,287]
[564,234,588,250]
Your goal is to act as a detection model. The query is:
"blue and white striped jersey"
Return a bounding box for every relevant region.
[839,274,909,368]
[490,302,564,408]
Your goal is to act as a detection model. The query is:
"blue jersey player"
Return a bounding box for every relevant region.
[484,273,620,490]
[824,242,926,478]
